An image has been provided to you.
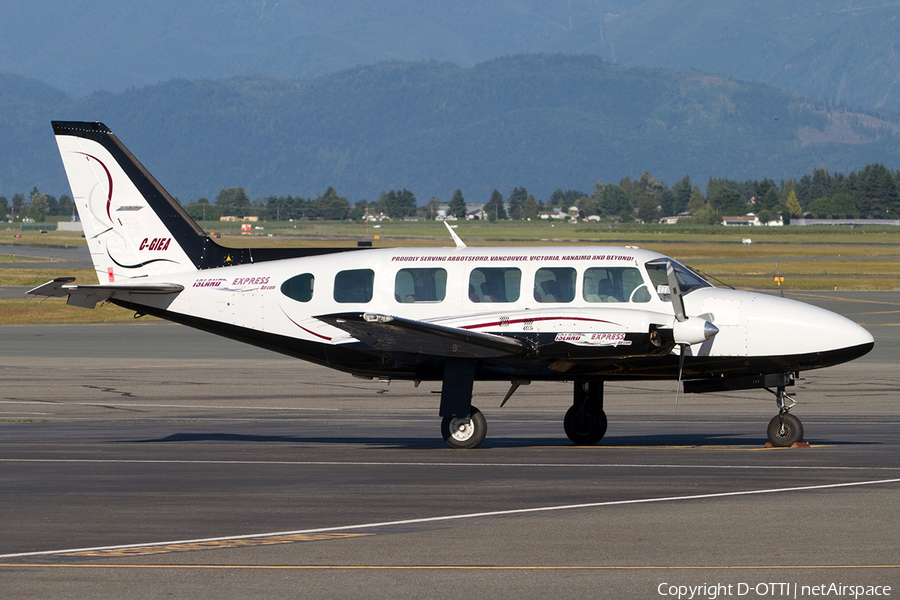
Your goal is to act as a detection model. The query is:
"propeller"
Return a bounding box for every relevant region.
[666,261,719,411]
[667,261,686,323]
[667,262,688,411]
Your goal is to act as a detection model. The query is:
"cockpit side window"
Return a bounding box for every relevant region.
[645,259,711,300]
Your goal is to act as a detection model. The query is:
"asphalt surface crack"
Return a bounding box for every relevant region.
[82,385,137,399]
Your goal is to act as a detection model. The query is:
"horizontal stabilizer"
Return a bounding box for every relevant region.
[27,278,184,309]
[317,312,532,359]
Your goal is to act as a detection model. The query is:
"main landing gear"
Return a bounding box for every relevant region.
[564,381,608,445]
[438,359,487,449]
[766,386,804,447]
[441,407,487,449]
[437,364,609,448]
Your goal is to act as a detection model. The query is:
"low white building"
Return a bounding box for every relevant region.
[722,213,783,227]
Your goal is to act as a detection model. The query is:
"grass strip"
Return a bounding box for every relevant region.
[0,298,154,325]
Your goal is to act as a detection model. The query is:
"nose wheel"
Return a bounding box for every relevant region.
[765,385,804,447]
[767,411,804,447]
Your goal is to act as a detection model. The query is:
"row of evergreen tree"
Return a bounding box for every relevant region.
[1,188,75,222]
[5,163,900,224]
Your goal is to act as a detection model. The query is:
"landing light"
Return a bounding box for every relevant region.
[363,313,394,323]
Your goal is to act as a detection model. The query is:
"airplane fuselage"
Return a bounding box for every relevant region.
[107,244,873,385]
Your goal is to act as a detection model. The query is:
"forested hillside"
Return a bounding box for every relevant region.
[2,55,900,205]
[3,0,899,113]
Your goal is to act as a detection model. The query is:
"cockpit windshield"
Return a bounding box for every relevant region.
[645,258,712,300]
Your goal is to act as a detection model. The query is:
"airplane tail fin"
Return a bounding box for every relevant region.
[53,121,360,284]
[53,121,213,282]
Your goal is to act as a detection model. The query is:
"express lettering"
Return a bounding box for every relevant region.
[591,333,626,342]
[232,277,271,286]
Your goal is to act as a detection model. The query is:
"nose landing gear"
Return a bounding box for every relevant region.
[766,386,804,447]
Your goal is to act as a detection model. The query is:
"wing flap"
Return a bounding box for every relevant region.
[27,278,184,309]
[317,312,532,358]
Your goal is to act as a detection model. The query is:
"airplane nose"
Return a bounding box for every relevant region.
[745,293,874,357]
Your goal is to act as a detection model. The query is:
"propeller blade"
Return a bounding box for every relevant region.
[675,343,686,413]
[666,261,687,322]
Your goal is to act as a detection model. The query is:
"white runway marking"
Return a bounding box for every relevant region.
[2,477,898,560]
[0,400,341,411]
[1,457,900,471]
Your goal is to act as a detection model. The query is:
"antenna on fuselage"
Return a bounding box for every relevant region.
[444,221,467,249]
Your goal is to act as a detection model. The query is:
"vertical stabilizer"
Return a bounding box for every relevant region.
[53,121,205,282]
[53,121,362,279]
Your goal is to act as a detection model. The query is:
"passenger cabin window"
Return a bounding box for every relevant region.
[281,273,314,302]
[395,268,447,303]
[583,267,647,303]
[468,268,521,303]
[534,267,575,303]
[334,269,374,303]
[645,259,711,300]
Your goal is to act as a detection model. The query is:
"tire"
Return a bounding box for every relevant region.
[441,406,487,449]
[767,413,804,447]
[564,404,608,445]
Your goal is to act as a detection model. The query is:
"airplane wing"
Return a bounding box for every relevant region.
[317,312,533,359]
[27,277,184,309]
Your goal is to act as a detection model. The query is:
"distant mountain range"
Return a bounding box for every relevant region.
[2,55,900,204]
[3,0,899,113]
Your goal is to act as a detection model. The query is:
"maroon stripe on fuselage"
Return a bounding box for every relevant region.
[460,315,620,330]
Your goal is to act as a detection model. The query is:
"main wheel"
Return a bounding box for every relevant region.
[767,412,804,447]
[441,406,487,449]
[564,404,608,445]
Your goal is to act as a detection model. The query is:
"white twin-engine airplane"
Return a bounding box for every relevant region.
[30,121,874,449]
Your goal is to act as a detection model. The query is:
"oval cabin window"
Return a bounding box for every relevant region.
[281,273,315,302]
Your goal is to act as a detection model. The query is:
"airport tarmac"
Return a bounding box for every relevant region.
[0,291,898,599]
